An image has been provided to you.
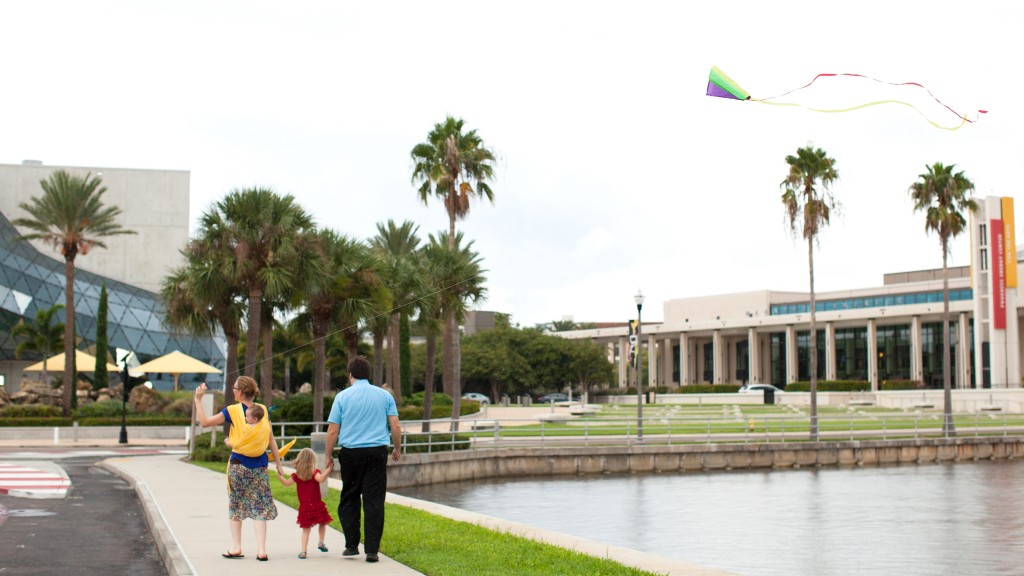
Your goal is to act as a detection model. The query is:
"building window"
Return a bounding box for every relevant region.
[980,224,987,245]
[981,249,988,270]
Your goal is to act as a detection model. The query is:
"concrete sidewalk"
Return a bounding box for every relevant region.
[101,455,423,576]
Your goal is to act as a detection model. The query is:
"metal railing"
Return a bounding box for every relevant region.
[263,413,1024,454]
[395,412,1024,452]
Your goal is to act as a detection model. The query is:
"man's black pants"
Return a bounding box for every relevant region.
[338,446,389,554]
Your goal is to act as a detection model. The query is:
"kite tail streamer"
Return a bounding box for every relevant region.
[707,66,987,130]
[752,98,971,131]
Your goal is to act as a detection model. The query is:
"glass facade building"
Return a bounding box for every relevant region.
[0,210,224,390]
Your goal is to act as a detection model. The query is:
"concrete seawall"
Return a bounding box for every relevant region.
[388,437,1024,488]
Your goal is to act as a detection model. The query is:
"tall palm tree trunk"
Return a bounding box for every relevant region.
[422,331,437,433]
[447,312,461,430]
[941,242,955,436]
[261,322,273,405]
[808,238,819,441]
[223,328,240,404]
[283,355,291,398]
[373,332,385,387]
[244,287,263,377]
[389,313,400,388]
[444,210,462,430]
[313,326,327,432]
[62,256,76,417]
[442,311,455,397]
[388,313,402,405]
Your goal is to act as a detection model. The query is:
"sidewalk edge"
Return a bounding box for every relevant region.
[100,459,195,576]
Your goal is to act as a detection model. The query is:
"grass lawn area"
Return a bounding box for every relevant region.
[192,461,662,576]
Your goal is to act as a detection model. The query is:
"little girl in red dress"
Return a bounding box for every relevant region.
[276,447,334,559]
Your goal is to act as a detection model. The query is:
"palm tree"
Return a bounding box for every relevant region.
[162,215,246,403]
[14,170,135,415]
[423,231,487,429]
[12,303,65,385]
[909,163,976,436]
[299,230,380,428]
[411,117,496,407]
[780,146,839,441]
[273,316,310,397]
[371,220,423,405]
[414,255,444,433]
[211,187,316,402]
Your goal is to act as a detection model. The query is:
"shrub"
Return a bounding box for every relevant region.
[784,380,870,392]
[190,431,231,462]
[162,397,193,416]
[78,416,191,426]
[270,393,336,436]
[662,384,743,394]
[75,400,130,418]
[0,417,73,427]
[0,405,62,418]
[405,392,453,407]
[398,400,477,420]
[881,380,923,390]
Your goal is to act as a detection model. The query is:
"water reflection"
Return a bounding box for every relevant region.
[394,461,1024,576]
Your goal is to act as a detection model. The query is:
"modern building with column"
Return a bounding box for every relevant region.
[560,196,1023,392]
[0,161,225,391]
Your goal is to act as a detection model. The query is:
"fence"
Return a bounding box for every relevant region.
[254,413,1024,454]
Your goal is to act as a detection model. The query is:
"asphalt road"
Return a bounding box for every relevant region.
[0,454,167,576]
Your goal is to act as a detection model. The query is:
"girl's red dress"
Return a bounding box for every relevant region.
[292,470,333,528]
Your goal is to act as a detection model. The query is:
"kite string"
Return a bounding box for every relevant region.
[754,72,986,123]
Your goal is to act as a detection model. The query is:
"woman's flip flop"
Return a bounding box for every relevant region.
[298,551,307,559]
[222,551,244,559]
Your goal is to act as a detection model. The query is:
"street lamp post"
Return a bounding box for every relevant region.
[635,289,645,442]
[118,353,133,445]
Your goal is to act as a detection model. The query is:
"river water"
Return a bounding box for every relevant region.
[393,460,1024,576]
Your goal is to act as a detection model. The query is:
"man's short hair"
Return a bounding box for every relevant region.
[348,356,371,381]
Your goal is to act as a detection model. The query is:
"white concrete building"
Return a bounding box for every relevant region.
[0,160,190,293]
[561,196,1023,392]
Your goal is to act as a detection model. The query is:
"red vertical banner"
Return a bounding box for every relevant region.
[991,219,1006,330]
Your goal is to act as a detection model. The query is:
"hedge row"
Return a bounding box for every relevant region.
[880,380,924,390]
[398,400,479,421]
[784,380,870,392]
[674,384,743,394]
[0,416,190,427]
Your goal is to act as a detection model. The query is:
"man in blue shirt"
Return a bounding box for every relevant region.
[325,356,401,563]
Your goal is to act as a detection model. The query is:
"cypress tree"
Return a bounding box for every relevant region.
[94,282,109,390]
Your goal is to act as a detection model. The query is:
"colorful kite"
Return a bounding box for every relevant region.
[706,66,986,130]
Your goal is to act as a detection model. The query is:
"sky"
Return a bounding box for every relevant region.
[2,1,1021,328]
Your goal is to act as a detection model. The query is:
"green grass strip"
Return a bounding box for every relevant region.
[192,461,662,576]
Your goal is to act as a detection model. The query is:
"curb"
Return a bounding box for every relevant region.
[99,459,195,576]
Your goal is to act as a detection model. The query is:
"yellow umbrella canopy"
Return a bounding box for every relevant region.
[24,350,119,373]
[135,350,222,391]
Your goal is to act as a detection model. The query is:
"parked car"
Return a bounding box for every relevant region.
[535,392,569,403]
[461,392,490,405]
[738,384,785,394]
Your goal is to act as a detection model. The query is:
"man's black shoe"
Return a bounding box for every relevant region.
[366,553,379,563]
[342,548,359,556]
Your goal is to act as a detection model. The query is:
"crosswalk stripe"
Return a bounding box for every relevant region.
[0,462,71,498]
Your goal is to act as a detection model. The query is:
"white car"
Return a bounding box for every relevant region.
[461,392,491,405]
[738,384,785,394]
